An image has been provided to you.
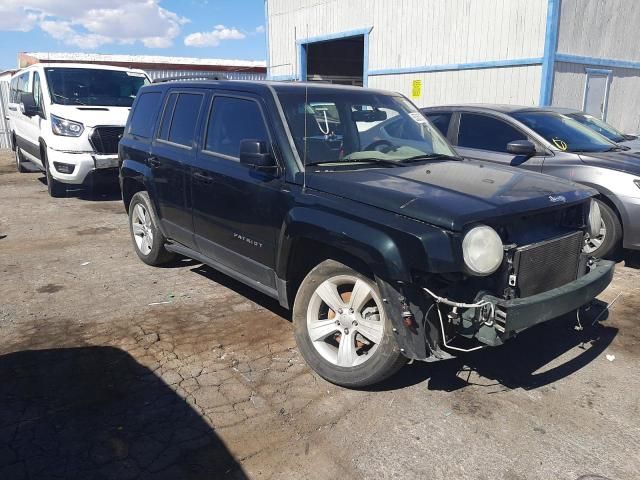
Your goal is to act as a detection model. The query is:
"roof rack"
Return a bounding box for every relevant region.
[152,74,228,83]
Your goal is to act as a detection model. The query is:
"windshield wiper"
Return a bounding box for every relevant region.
[607,145,630,152]
[398,153,462,163]
[305,158,400,167]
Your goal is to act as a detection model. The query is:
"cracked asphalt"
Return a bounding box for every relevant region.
[0,150,639,480]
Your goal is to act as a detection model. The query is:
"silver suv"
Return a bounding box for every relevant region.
[423,104,640,258]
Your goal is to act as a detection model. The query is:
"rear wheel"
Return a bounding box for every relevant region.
[128,191,176,266]
[293,260,406,388]
[583,199,621,259]
[15,147,28,173]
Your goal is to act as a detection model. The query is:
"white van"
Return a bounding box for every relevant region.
[8,63,150,196]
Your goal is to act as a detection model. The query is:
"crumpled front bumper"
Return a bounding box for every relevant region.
[473,259,615,346]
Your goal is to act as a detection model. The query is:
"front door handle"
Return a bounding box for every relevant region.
[193,171,213,184]
[147,156,161,168]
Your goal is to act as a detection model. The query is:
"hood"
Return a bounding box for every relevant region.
[579,150,640,176]
[49,104,131,128]
[307,160,594,231]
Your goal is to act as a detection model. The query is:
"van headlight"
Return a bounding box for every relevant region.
[51,114,84,137]
[462,225,504,276]
[587,199,602,238]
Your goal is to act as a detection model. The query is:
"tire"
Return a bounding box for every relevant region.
[293,259,406,388]
[583,199,622,259]
[15,147,28,173]
[128,191,176,266]
[43,149,67,198]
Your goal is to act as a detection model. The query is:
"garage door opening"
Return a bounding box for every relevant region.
[303,35,364,86]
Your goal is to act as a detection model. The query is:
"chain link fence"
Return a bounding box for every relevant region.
[0,82,11,150]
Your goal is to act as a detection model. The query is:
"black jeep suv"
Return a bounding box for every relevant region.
[119,80,614,388]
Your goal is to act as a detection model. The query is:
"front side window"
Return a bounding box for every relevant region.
[570,113,626,143]
[44,68,148,107]
[205,96,269,158]
[157,93,203,147]
[512,111,615,153]
[33,72,43,108]
[276,87,456,166]
[458,113,526,153]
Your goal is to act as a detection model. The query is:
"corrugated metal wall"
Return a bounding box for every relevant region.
[0,81,11,150]
[550,0,640,132]
[146,69,266,81]
[267,0,547,106]
[370,65,542,106]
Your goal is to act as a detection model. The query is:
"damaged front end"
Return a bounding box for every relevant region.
[379,200,615,361]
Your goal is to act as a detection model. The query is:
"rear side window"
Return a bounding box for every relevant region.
[158,92,203,147]
[205,96,269,158]
[128,92,162,138]
[457,113,526,152]
[425,113,452,136]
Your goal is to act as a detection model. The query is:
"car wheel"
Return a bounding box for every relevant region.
[43,151,67,198]
[15,147,28,173]
[128,191,176,266]
[583,199,622,259]
[293,260,406,388]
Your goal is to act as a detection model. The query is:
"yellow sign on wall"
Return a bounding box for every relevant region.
[411,79,422,98]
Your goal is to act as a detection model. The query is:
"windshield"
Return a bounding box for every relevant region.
[44,68,149,107]
[276,88,457,167]
[512,111,616,153]
[569,113,627,143]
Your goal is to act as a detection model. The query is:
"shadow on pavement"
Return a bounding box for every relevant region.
[0,346,247,480]
[37,175,122,202]
[373,301,617,393]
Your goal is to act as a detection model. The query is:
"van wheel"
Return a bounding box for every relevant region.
[293,260,406,388]
[43,151,66,198]
[583,200,621,259]
[15,147,28,173]
[128,191,176,266]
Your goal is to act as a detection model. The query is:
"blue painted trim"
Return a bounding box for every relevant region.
[539,0,560,106]
[368,57,543,76]
[264,0,270,80]
[556,53,640,71]
[296,27,373,86]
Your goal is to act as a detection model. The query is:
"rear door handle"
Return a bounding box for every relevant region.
[147,156,161,168]
[193,171,213,184]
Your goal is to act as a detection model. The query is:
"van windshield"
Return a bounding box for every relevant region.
[44,68,149,107]
[275,87,457,167]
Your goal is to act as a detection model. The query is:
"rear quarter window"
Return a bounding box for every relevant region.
[128,92,162,138]
[425,113,452,136]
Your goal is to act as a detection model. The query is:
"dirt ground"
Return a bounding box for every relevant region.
[0,149,639,480]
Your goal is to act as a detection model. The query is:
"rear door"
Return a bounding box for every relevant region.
[150,88,206,249]
[191,92,288,291]
[454,112,544,172]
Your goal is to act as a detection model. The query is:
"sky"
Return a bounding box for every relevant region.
[0,0,267,70]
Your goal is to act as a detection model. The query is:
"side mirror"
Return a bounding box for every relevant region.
[507,139,536,157]
[239,139,277,171]
[20,93,40,118]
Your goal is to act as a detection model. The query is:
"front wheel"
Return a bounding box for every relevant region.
[128,191,176,266]
[15,147,28,173]
[43,150,66,198]
[293,260,406,388]
[583,200,622,259]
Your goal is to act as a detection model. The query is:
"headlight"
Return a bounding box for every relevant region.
[462,225,503,276]
[51,114,84,137]
[587,199,602,238]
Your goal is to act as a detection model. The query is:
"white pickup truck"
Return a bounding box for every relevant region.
[8,63,150,196]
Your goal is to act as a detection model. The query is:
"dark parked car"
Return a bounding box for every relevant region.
[423,105,640,258]
[119,82,613,387]
[546,107,640,150]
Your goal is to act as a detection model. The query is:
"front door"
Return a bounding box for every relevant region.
[454,112,545,172]
[191,93,287,290]
[150,89,206,249]
[583,72,610,120]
